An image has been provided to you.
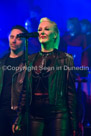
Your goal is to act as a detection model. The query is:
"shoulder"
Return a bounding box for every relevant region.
[57,50,73,60]
[57,50,74,66]
[28,52,38,61]
[65,52,73,60]
[0,54,9,64]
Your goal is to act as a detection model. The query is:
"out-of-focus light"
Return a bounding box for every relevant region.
[86,122,90,127]
[73,54,76,58]
[25,22,28,26]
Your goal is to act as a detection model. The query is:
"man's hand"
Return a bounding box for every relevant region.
[73,130,76,136]
[12,124,21,133]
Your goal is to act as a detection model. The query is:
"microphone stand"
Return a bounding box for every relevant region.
[25,38,30,136]
[17,32,38,136]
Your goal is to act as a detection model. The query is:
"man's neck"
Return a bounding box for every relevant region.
[9,50,24,58]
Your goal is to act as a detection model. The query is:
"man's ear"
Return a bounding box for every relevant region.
[8,34,10,40]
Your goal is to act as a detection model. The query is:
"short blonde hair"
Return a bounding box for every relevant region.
[39,17,60,49]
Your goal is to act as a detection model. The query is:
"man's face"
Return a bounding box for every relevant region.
[67,21,75,33]
[9,29,25,52]
[80,23,88,33]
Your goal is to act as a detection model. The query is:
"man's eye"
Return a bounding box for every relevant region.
[10,36,14,39]
[16,37,22,40]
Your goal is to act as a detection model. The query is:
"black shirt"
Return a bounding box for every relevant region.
[0,55,23,110]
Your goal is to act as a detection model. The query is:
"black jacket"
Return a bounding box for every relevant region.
[11,50,77,131]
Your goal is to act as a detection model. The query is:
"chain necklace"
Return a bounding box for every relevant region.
[39,51,54,68]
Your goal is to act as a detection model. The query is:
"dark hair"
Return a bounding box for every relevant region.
[67,17,81,33]
[80,19,90,25]
[31,6,42,14]
[11,25,28,33]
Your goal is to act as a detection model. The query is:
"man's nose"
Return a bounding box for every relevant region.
[12,37,17,42]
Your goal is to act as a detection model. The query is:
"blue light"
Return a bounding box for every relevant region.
[73,54,76,58]
[25,22,28,26]
[86,122,90,127]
